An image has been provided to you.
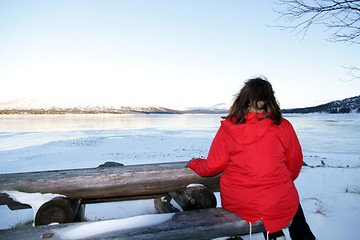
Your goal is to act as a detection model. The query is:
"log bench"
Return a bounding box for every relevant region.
[0,161,265,239]
[0,161,219,207]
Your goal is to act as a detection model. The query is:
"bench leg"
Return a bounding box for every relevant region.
[34,197,82,226]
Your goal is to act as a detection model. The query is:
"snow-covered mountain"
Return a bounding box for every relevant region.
[0,106,183,114]
[0,98,229,114]
[185,103,229,114]
[0,98,183,114]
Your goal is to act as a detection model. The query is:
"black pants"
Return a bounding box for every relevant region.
[263,204,316,240]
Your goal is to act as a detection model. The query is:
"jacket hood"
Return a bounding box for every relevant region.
[221,112,273,145]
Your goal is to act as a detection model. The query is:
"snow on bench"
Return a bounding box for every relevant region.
[0,208,265,240]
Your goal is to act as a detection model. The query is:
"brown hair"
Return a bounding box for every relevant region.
[226,76,282,125]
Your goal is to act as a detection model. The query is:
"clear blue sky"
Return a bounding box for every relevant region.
[1,0,359,109]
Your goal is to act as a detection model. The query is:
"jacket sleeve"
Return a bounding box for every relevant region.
[281,119,303,181]
[188,125,229,177]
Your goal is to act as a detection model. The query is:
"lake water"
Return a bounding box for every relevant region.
[0,114,221,151]
[284,113,360,166]
[0,113,359,169]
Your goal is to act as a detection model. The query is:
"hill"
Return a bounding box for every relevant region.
[282,95,360,114]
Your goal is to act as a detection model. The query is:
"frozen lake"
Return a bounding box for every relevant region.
[0,113,359,172]
[0,114,220,152]
[0,114,222,173]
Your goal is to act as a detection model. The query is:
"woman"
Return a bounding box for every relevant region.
[188,77,315,240]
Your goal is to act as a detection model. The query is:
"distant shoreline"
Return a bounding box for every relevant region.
[0,95,359,115]
[0,107,228,115]
[0,108,358,115]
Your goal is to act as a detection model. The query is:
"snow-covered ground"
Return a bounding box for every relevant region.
[0,113,359,239]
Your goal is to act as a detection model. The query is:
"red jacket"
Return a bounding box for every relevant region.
[188,112,303,233]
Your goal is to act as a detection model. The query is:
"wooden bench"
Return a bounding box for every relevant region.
[0,161,219,207]
[0,161,265,239]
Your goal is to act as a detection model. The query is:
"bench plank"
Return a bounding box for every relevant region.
[0,161,220,207]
